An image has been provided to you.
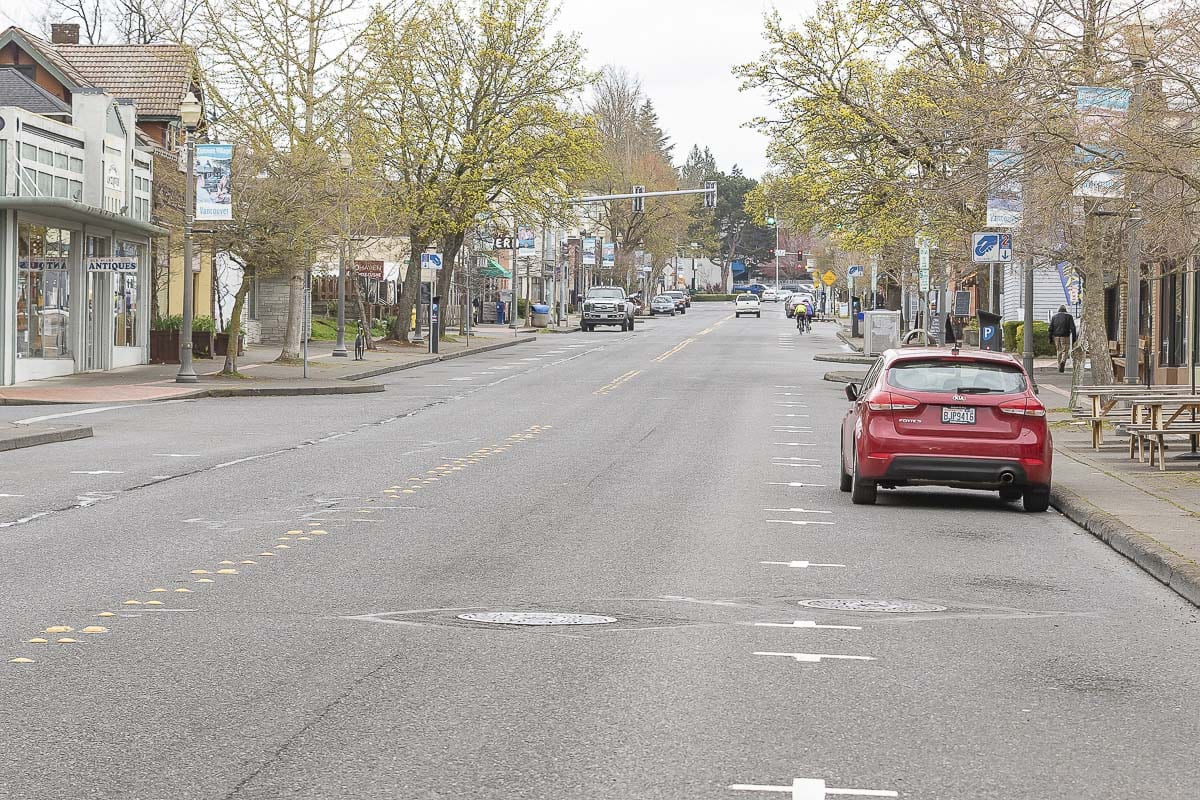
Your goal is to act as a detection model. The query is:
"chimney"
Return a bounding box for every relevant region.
[50,24,81,45]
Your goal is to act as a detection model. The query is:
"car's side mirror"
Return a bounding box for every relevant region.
[845,383,859,401]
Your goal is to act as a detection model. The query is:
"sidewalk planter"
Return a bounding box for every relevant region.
[213,332,246,357]
[149,330,180,364]
[193,331,215,359]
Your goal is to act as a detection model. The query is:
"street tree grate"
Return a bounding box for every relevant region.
[456,612,618,626]
[799,599,948,613]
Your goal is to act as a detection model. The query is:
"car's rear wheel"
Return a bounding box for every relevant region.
[1022,487,1051,512]
[850,448,876,505]
[998,487,1021,502]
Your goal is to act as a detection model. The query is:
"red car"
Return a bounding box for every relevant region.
[839,347,1052,512]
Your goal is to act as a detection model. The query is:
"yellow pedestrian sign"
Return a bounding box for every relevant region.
[821,270,837,286]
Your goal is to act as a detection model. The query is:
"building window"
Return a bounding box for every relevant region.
[113,241,143,347]
[17,224,74,360]
[1159,265,1186,368]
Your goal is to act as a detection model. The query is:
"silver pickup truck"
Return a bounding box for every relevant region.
[581,286,635,332]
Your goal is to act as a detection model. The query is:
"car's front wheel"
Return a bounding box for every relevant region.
[1022,487,1051,512]
[839,442,852,493]
[850,448,877,505]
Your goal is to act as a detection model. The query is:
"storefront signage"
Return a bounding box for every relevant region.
[353,260,385,279]
[18,257,68,271]
[87,256,139,272]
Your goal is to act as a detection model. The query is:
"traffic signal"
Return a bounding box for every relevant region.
[632,185,645,213]
[704,181,716,209]
[766,215,776,226]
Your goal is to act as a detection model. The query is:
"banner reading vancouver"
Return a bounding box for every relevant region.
[195,144,233,221]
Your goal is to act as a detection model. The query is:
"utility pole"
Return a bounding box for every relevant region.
[1023,256,1035,376]
[1124,32,1149,383]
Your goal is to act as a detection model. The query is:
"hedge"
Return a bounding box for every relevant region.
[692,293,736,302]
[1007,320,1056,357]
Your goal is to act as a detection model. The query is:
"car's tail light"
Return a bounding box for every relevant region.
[867,391,920,411]
[999,397,1047,417]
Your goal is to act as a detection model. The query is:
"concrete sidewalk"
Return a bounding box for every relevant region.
[0,329,535,406]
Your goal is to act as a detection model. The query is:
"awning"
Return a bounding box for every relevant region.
[0,196,167,237]
[481,257,511,278]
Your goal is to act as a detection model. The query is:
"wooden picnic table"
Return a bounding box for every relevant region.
[1080,386,1200,448]
[1125,395,1200,469]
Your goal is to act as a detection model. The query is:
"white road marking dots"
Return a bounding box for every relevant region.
[775,442,817,447]
[731,778,897,798]
[775,414,810,418]
[754,620,862,630]
[753,652,876,663]
[71,470,123,475]
[759,560,842,567]
[774,463,822,469]
[449,377,473,381]
[774,403,808,408]
[762,509,832,515]
[153,453,200,458]
[768,482,827,488]
[0,494,25,498]
[767,519,835,526]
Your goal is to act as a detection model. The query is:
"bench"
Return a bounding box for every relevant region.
[1129,424,1200,469]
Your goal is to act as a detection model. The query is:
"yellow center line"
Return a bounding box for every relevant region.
[594,369,642,395]
[655,337,696,362]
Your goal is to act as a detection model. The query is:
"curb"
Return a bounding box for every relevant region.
[341,336,536,381]
[823,371,866,384]
[814,353,875,365]
[195,383,384,398]
[0,424,93,452]
[836,330,865,353]
[1050,484,1200,608]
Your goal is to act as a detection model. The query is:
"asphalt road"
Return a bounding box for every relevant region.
[1,302,1198,800]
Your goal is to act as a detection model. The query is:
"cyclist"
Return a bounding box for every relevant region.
[795,300,810,333]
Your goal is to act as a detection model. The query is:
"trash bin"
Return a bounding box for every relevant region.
[531,303,550,327]
[495,301,506,326]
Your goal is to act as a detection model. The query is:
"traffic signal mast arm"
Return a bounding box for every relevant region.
[568,186,715,204]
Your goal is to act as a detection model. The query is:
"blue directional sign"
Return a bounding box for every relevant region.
[972,232,1012,263]
[848,265,865,278]
[421,252,443,270]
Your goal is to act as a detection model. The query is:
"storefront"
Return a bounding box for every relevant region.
[1,202,160,385]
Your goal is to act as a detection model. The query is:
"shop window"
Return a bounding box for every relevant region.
[1159,268,1186,367]
[69,157,83,173]
[17,224,73,360]
[21,143,36,161]
[69,180,83,201]
[53,176,68,198]
[37,172,52,196]
[38,148,53,166]
[54,152,68,170]
[113,241,143,347]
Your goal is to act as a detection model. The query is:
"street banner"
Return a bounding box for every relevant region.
[195,144,233,221]
[518,226,536,255]
[1056,260,1082,305]
[582,237,597,266]
[1074,86,1130,198]
[986,149,1023,227]
[601,242,615,268]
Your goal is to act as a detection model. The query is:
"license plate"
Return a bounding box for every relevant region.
[942,406,976,425]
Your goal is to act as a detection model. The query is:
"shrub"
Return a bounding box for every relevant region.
[1002,320,1020,351]
[1014,321,1055,357]
[152,314,183,331]
[693,293,736,302]
[192,315,217,332]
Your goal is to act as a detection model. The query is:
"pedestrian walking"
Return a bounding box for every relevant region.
[1049,304,1078,373]
[944,313,958,347]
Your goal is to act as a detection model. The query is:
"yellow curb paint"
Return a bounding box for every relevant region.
[26,638,48,644]
[97,612,116,618]
[81,626,108,634]
[56,637,78,643]
[44,626,72,634]
[8,658,34,664]
[122,600,142,605]
[216,569,239,575]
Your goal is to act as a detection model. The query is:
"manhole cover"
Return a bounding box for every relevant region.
[799,599,947,613]
[456,612,618,626]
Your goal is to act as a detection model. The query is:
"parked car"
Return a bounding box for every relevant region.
[785,293,813,318]
[762,287,780,302]
[649,295,677,316]
[839,348,1051,512]
[664,290,688,314]
[581,286,636,331]
[734,293,762,318]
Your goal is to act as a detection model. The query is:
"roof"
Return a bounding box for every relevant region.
[56,42,195,118]
[0,27,93,89]
[0,67,72,116]
[482,257,511,278]
[883,347,1021,365]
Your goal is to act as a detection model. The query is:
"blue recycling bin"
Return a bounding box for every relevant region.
[495,301,506,325]
[531,303,550,327]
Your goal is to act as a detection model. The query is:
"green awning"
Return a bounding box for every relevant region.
[481,257,511,278]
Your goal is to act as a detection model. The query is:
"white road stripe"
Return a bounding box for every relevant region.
[759,560,842,566]
[753,620,861,630]
[767,482,825,487]
[753,652,875,663]
[761,509,832,514]
[15,398,198,426]
[766,519,835,526]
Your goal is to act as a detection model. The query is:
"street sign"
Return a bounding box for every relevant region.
[848,265,864,278]
[353,259,384,279]
[492,236,517,250]
[821,270,837,286]
[632,185,645,213]
[421,253,443,270]
[703,180,717,209]
[918,245,930,292]
[953,290,972,316]
[775,249,787,257]
[972,231,1012,263]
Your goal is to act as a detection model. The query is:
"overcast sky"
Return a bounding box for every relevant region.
[1,0,813,177]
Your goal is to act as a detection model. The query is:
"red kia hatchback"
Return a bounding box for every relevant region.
[839,347,1052,511]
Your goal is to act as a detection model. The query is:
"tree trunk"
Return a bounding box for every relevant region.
[438,231,465,339]
[277,263,305,362]
[391,229,426,343]
[353,278,376,350]
[1081,205,1115,385]
[221,268,252,374]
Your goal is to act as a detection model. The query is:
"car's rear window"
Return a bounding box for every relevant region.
[737,294,758,301]
[887,359,1027,394]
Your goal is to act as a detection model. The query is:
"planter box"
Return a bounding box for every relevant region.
[193,331,215,359]
[213,332,246,357]
[149,330,179,364]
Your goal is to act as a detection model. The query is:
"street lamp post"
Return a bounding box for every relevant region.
[690,242,699,291]
[176,91,202,384]
[332,149,352,357]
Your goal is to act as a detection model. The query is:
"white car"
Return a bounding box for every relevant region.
[734,293,761,318]
[762,287,779,302]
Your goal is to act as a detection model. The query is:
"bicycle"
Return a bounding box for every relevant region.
[354,321,367,361]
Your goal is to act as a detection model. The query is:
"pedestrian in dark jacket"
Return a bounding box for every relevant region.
[944,313,958,346]
[1049,305,1078,373]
